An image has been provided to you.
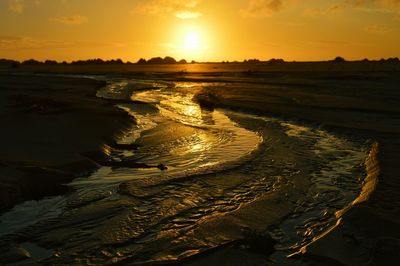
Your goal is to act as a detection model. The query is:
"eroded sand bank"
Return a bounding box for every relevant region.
[0,75,135,211]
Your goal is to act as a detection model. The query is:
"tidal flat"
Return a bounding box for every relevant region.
[0,62,399,265]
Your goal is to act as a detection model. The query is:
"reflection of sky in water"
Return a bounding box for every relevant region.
[129,84,262,180]
[170,132,212,155]
[69,82,262,190]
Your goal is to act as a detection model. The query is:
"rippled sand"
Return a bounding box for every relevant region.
[0,78,371,265]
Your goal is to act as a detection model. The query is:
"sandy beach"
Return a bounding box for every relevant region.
[0,63,399,265]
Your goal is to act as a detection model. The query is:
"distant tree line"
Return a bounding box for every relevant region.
[0,56,399,68]
[330,56,400,63]
[0,58,130,66]
[137,56,187,64]
[0,57,189,66]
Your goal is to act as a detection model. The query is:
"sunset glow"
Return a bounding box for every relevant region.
[0,0,399,61]
[184,31,200,51]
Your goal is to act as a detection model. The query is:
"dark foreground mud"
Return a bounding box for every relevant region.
[0,75,135,212]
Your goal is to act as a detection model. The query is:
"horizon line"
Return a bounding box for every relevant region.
[1,56,399,65]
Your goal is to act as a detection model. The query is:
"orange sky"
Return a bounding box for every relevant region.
[0,0,399,62]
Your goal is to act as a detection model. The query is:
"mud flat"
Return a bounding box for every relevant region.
[188,69,400,265]
[0,74,135,212]
[0,65,399,265]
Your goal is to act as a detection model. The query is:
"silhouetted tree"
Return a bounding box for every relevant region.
[244,59,260,63]
[386,57,399,63]
[0,59,20,68]
[91,58,104,64]
[22,59,42,65]
[178,59,187,64]
[144,56,179,64]
[44,60,58,65]
[163,56,176,64]
[332,56,346,62]
[137,58,147,64]
[147,57,164,64]
[267,58,285,65]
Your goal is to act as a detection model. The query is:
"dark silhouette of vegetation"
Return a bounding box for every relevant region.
[136,56,187,64]
[0,59,18,65]
[0,59,20,68]
[267,58,285,65]
[44,60,58,65]
[243,59,260,63]
[332,56,346,62]
[147,57,164,64]
[163,56,176,64]
[71,58,124,65]
[386,57,399,63]
[22,59,42,65]
[1,56,399,67]
[146,56,175,64]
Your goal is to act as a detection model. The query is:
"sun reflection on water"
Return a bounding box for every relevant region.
[184,105,200,118]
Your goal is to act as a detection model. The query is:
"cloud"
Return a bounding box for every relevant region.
[132,0,202,19]
[301,0,400,17]
[0,35,122,50]
[0,36,75,50]
[365,24,390,33]
[354,0,400,6]
[175,10,201,19]
[302,4,346,17]
[241,0,284,17]
[349,0,400,11]
[8,0,25,13]
[49,15,88,25]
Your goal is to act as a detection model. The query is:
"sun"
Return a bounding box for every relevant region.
[169,24,210,60]
[180,29,206,59]
[184,31,200,50]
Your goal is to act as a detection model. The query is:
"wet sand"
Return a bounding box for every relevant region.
[0,75,135,211]
[0,63,399,264]
[186,70,400,264]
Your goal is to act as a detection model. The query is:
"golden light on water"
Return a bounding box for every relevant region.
[183,104,201,119]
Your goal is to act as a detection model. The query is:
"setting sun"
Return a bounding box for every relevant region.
[184,31,200,51]
[176,26,208,60]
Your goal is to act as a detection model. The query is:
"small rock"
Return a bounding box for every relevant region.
[157,164,168,171]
